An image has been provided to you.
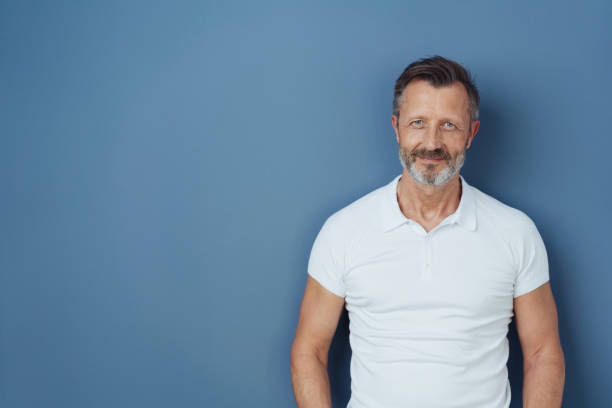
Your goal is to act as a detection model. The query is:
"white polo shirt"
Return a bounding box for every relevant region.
[307,173,550,408]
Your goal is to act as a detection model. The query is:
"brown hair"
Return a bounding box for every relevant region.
[393,55,480,122]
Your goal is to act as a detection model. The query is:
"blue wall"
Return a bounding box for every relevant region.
[2,1,611,406]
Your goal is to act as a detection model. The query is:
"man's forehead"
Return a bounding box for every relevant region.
[399,79,470,118]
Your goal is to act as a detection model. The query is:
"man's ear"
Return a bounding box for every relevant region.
[466,120,480,149]
[391,115,400,144]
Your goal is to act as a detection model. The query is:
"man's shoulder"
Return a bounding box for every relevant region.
[469,182,540,236]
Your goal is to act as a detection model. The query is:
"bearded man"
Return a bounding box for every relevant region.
[290,56,565,408]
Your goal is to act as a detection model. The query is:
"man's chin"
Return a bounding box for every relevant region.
[398,150,462,186]
[408,165,455,186]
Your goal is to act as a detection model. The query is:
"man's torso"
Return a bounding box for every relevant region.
[307,174,549,408]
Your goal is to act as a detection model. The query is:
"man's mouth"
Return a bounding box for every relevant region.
[418,156,445,163]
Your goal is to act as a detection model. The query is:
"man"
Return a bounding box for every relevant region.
[290,56,565,407]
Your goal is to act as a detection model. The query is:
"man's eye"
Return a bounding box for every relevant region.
[443,121,455,128]
[410,120,424,127]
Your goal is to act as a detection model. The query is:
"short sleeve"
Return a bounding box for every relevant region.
[307,215,346,298]
[513,213,550,298]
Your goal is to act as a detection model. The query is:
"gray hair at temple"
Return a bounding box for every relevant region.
[392,56,480,123]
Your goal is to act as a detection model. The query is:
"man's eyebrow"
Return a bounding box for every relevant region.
[402,114,466,124]
[441,116,466,124]
[401,113,429,120]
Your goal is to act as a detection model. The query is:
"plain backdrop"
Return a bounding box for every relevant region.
[2,1,611,407]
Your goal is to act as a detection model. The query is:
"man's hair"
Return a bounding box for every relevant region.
[392,55,480,122]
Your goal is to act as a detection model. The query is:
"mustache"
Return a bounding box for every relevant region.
[410,148,450,161]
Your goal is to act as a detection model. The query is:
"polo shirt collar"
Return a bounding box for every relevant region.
[381,173,477,233]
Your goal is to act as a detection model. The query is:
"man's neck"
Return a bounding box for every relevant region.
[396,169,462,230]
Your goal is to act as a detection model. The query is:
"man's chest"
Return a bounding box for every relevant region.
[343,229,516,331]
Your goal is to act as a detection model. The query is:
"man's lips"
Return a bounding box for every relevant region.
[418,156,445,163]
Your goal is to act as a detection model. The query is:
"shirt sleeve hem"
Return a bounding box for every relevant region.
[308,270,345,298]
[513,277,550,299]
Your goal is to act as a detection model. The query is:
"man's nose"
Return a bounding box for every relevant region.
[422,126,443,150]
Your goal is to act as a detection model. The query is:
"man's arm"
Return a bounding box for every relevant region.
[514,282,565,407]
[291,276,345,408]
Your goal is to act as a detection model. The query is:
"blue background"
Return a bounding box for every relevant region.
[2,1,611,407]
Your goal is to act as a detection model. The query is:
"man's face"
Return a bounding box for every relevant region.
[391,79,479,186]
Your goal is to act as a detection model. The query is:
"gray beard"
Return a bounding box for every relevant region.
[399,148,466,186]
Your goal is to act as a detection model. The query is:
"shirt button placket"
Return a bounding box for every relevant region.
[422,234,433,280]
